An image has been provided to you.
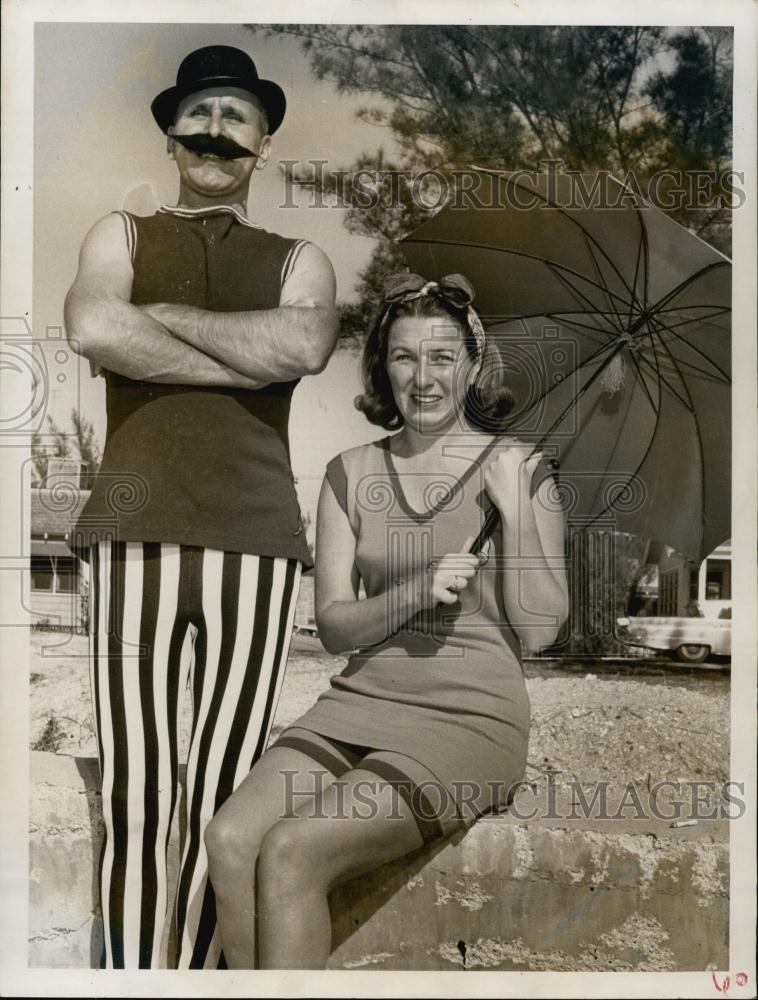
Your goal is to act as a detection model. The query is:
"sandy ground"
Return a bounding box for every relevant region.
[30,630,729,789]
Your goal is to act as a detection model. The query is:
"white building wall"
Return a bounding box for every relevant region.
[29,591,81,629]
[697,542,732,620]
[656,541,731,619]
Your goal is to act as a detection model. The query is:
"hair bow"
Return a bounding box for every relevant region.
[383,271,475,306]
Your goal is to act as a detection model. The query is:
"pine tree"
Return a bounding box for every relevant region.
[252,24,733,335]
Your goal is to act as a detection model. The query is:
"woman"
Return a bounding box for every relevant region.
[205,272,569,969]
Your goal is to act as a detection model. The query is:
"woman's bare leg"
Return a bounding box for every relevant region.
[204,745,336,969]
[256,768,425,969]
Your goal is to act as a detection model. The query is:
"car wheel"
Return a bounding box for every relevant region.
[676,643,710,664]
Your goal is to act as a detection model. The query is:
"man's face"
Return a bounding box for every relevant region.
[168,86,271,200]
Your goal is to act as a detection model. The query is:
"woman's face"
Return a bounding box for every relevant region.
[385,314,478,434]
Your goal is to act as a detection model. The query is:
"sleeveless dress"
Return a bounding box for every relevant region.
[287,435,554,823]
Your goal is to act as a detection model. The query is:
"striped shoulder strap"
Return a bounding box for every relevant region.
[280,238,310,288]
[112,210,137,265]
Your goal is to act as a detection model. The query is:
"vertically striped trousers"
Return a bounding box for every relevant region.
[88,540,302,969]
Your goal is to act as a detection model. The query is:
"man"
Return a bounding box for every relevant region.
[65,45,338,970]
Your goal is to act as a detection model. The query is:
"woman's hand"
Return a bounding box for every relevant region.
[425,550,482,607]
[484,446,542,522]
[484,445,569,653]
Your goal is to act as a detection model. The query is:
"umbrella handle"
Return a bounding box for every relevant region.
[469,506,500,556]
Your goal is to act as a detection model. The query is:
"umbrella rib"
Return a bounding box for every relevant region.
[579,231,631,331]
[478,171,728,323]
[650,321,731,384]
[485,307,730,365]
[652,307,732,346]
[655,356,729,385]
[585,335,668,532]
[497,170,646,306]
[485,309,621,327]
[632,344,696,412]
[645,343,729,385]
[545,263,626,332]
[647,311,730,386]
[585,423,662,533]
[648,323,709,530]
[648,260,731,314]
[542,312,621,340]
[626,230,646,330]
[625,350,660,415]
[650,323,706,423]
[656,305,731,321]
[402,236,634,311]
[528,342,629,450]
[639,202,651,308]
[506,337,619,419]
[469,337,626,556]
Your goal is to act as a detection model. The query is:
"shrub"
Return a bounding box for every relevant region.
[31,713,67,753]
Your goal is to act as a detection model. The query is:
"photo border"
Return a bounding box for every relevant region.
[1,1,755,996]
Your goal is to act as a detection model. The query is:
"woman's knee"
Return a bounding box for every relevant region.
[205,808,259,879]
[258,820,326,892]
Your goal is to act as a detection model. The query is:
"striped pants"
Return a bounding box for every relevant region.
[88,540,301,969]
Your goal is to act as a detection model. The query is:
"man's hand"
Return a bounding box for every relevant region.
[138,242,339,383]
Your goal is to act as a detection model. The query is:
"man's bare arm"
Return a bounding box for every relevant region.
[64,214,268,388]
[140,241,339,382]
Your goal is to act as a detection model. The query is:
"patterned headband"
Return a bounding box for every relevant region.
[382,272,486,362]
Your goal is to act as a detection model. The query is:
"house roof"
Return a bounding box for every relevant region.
[31,488,91,536]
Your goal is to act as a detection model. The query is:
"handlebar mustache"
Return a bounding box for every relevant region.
[171,132,259,160]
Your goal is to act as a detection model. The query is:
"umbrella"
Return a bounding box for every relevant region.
[401,168,731,564]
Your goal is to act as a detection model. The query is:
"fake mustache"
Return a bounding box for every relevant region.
[171,132,259,160]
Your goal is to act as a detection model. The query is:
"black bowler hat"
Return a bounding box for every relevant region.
[151,45,286,135]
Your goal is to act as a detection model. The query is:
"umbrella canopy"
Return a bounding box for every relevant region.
[401,168,731,564]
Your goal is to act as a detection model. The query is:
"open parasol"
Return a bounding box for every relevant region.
[401,168,731,564]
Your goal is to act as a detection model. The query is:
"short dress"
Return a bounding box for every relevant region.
[274,435,556,840]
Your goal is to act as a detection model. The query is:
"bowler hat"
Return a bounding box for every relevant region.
[151,45,286,135]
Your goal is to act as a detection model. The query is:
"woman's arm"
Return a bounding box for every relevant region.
[314,476,480,655]
[484,448,569,655]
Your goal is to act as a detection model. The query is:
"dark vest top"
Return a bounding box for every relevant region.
[74,205,313,566]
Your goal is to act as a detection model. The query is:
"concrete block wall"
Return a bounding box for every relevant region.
[29,591,83,630]
[329,820,729,971]
[29,751,729,971]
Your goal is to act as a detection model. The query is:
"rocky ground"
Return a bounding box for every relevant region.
[30,630,730,791]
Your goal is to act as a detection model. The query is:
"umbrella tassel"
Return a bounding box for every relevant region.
[600,353,626,395]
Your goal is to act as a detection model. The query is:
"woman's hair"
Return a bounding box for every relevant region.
[354,288,515,431]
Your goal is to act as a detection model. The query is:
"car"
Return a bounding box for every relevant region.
[615,615,731,663]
